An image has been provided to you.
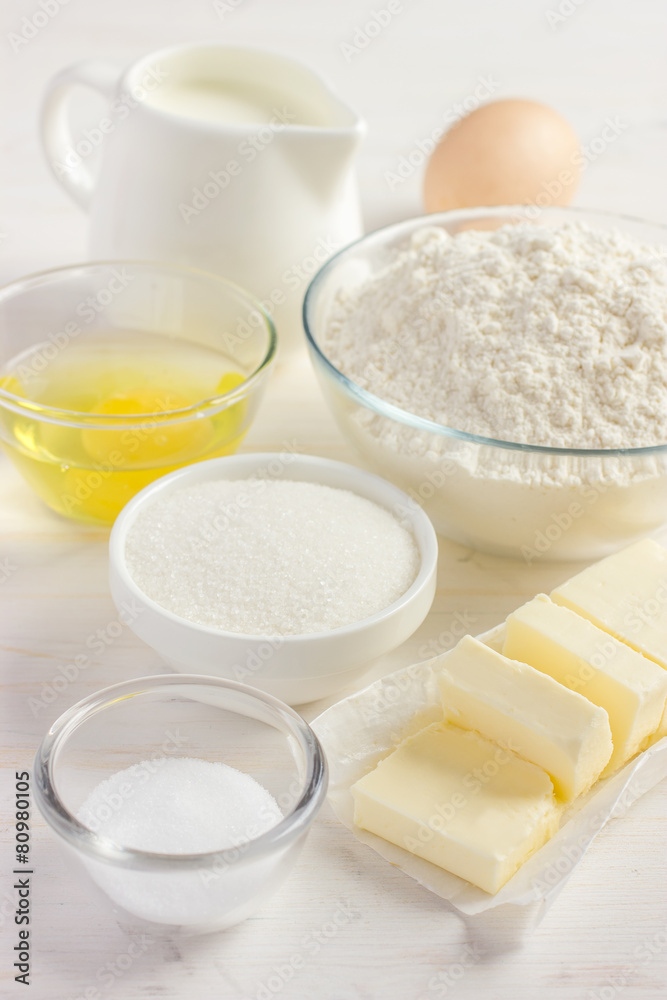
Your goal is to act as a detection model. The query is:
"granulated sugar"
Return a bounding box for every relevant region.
[77,757,282,851]
[125,479,419,634]
[76,757,284,927]
[323,221,667,450]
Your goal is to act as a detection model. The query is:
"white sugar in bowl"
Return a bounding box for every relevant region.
[108,453,438,704]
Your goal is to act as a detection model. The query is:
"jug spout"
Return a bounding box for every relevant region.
[284,117,366,205]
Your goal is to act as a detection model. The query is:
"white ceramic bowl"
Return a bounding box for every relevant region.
[109,453,438,704]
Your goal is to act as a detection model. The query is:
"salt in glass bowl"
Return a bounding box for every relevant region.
[0,260,276,524]
[108,452,438,704]
[303,205,667,562]
[34,674,327,936]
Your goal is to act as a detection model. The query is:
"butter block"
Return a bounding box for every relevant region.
[504,595,667,773]
[551,539,667,671]
[351,722,559,895]
[437,635,613,801]
[657,703,667,740]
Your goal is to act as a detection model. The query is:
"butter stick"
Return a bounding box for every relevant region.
[437,635,613,801]
[504,595,667,773]
[551,538,667,671]
[352,722,559,895]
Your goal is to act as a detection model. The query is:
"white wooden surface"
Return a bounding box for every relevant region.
[1,1,667,998]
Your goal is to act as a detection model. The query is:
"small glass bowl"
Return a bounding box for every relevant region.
[303,206,667,562]
[0,261,276,524]
[34,675,327,936]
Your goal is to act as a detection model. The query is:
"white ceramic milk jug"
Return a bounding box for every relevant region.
[40,44,366,354]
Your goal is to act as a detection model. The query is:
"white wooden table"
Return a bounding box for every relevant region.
[1,2,666,998]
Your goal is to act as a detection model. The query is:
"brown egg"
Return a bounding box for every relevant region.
[423,99,580,213]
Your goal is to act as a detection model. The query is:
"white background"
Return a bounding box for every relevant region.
[1,1,666,999]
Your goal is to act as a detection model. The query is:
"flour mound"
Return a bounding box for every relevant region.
[322,222,667,449]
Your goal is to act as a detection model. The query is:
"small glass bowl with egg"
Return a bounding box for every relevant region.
[0,261,276,524]
[303,205,667,562]
[34,674,327,936]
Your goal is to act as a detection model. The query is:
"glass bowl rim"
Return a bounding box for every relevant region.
[33,673,327,870]
[303,204,667,458]
[0,259,277,427]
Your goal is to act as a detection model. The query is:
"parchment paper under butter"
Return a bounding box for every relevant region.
[311,626,667,933]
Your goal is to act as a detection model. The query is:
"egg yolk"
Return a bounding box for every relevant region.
[81,387,213,466]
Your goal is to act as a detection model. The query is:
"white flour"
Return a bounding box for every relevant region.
[320,222,667,559]
[323,222,667,450]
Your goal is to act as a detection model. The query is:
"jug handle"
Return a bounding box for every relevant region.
[40,61,120,211]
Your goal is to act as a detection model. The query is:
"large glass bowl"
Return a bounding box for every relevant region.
[303,206,667,562]
[0,261,276,524]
